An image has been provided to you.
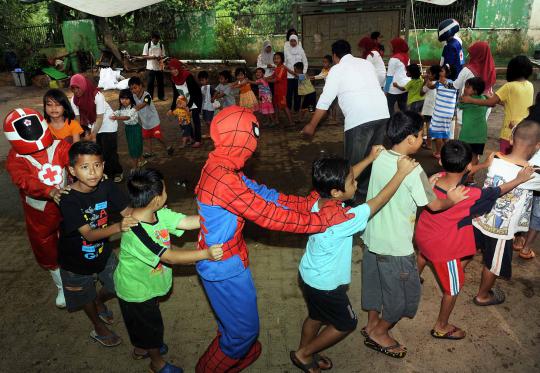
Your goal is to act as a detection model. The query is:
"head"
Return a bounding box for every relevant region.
[69,74,88,98]
[506,55,533,82]
[263,40,272,54]
[440,64,452,80]
[289,34,299,48]
[43,89,75,123]
[387,111,424,153]
[358,36,379,58]
[322,55,332,68]
[464,77,485,97]
[526,92,540,122]
[390,38,409,54]
[118,88,135,109]
[406,64,421,79]
[168,58,187,78]
[438,19,460,42]
[440,140,473,174]
[218,70,232,84]
[312,157,356,201]
[331,39,351,63]
[3,108,53,155]
[273,52,285,65]
[128,76,144,96]
[126,168,167,210]
[511,120,540,159]
[371,31,382,43]
[198,70,209,86]
[255,67,265,79]
[286,28,298,41]
[68,141,104,189]
[235,67,246,80]
[176,95,187,108]
[428,65,442,81]
[293,62,304,74]
[151,31,160,44]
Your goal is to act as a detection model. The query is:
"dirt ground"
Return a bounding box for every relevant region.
[0,80,539,373]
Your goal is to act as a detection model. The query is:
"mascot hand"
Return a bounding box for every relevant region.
[318,199,355,227]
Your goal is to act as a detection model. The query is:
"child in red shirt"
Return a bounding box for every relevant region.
[415,140,532,339]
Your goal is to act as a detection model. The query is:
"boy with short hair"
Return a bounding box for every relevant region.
[393,63,424,113]
[361,111,468,358]
[198,70,215,127]
[473,120,540,306]
[115,168,223,373]
[58,141,138,347]
[128,76,173,158]
[416,140,533,340]
[291,147,418,371]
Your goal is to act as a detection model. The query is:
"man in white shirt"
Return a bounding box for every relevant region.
[142,31,166,101]
[302,39,390,202]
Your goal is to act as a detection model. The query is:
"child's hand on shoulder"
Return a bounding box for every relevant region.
[120,215,139,232]
[447,185,470,204]
[50,185,72,204]
[396,155,418,176]
[208,243,224,261]
[460,95,473,104]
[516,165,535,183]
[110,115,117,120]
[368,145,385,161]
[429,172,443,187]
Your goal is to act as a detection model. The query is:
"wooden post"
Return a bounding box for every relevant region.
[404,0,412,38]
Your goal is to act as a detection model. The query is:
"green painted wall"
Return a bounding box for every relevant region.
[62,20,100,59]
[475,0,533,28]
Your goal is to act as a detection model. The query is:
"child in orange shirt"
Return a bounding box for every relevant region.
[44,89,84,144]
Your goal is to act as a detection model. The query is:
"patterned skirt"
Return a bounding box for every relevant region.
[239,90,259,112]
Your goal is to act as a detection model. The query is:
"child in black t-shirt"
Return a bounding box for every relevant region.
[58,141,138,347]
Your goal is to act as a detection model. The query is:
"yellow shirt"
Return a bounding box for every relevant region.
[495,80,534,141]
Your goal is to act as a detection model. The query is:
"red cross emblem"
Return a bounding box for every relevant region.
[24,119,32,126]
[38,163,63,186]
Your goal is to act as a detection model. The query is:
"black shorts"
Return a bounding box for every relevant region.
[301,92,317,112]
[301,278,357,332]
[423,115,432,123]
[474,227,513,278]
[118,297,164,349]
[467,143,485,155]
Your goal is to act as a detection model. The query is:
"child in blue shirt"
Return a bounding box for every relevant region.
[290,147,418,372]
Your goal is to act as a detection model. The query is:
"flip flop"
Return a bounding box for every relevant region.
[132,343,169,360]
[313,353,333,370]
[363,337,407,359]
[97,306,114,325]
[430,326,466,340]
[473,288,505,306]
[360,327,369,338]
[519,249,536,259]
[289,351,319,372]
[90,330,121,347]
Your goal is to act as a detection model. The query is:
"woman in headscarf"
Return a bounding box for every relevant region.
[284,28,300,52]
[384,37,410,114]
[257,40,275,77]
[70,74,123,181]
[358,36,386,87]
[167,58,203,147]
[284,34,308,115]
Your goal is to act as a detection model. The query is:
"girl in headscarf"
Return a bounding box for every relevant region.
[256,40,275,77]
[167,58,203,148]
[358,36,386,87]
[70,74,123,182]
[385,38,410,114]
[284,34,308,115]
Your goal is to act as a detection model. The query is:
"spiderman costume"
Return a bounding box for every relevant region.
[194,106,353,372]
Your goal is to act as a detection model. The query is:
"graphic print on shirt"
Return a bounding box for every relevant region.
[152,228,171,273]
[481,175,522,233]
[81,201,108,260]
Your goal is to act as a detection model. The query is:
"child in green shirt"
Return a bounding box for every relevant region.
[458,77,489,169]
[114,168,223,373]
[393,64,424,113]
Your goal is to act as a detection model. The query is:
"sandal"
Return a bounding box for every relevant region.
[290,351,319,372]
[133,343,169,360]
[313,353,333,370]
[473,288,505,306]
[97,306,114,325]
[513,235,525,251]
[360,326,369,338]
[90,330,121,347]
[519,248,535,259]
[430,326,466,340]
[363,337,407,359]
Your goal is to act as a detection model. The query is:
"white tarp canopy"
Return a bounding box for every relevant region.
[415,0,456,4]
[53,0,163,17]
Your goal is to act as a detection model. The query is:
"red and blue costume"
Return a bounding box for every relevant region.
[194,106,352,372]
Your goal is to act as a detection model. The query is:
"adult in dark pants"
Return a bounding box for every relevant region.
[285,34,308,115]
[167,58,203,147]
[302,40,390,203]
[142,31,166,100]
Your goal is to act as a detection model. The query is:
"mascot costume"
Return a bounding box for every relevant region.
[438,18,464,80]
[194,106,353,372]
[4,108,70,308]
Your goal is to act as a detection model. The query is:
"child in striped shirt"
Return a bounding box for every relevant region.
[428,64,458,159]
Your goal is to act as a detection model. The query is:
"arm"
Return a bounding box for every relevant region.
[461,94,499,107]
[170,83,179,111]
[351,145,384,178]
[176,215,200,230]
[498,166,535,195]
[302,51,308,74]
[160,243,223,265]
[186,75,202,108]
[72,132,81,143]
[427,185,469,211]
[6,151,56,199]
[91,114,104,135]
[302,69,338,137]
[393,82,406,91]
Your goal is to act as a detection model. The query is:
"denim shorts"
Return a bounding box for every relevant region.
[60,254,117,312]
[530,195,540,231]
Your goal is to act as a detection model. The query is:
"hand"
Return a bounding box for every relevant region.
[208,243,224,261]
[509,121,516,129]
[49,186,71,204]
[396,155,419,176]
[429,172,443,187]
[392,82,399,88]
[87,132,96,142]
[120,215,139,232]
[460,95,473,104]
[516,165,535,183]
[368,145,385,161]
[301,123,316,139]
[447,185,470,204]
[166,110,172,116]
[110,115,117,120]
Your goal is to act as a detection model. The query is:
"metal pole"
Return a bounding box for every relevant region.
[411,0,422,69]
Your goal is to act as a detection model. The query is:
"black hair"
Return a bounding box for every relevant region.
[387,111,423,145]
[331,39,351,59]
[126,168,165,208]
[235,67,246,77]
[198,70,209,80]
[513,119,540,144]
[43,88,75,124]
[406,63,421,79]
[506,55,533,82]
[312,157,350,198]
[255,67,265,75]
[465,77,485,96]
[323,54,332,62]
[118,88,135,109]
[68,140,102,167]
[218,70,233,82]
[294,62,304,71]
[274,52,285,64]
[151,31,161,40]
[371,31,381,39]
[441,63,452,78]
[441,140,472,173]
[286,28,298,41]
[128,76,143,87]
[428,64,442,80]
[526,92,540,122]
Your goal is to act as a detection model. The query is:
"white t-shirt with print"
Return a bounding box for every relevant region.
[70,92,117,133]
[143,42,165,71]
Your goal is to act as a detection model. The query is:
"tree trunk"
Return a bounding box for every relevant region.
[95,17,128,69]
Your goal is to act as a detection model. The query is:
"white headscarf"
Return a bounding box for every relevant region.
[260,40,274,66]
[287,35,303,56]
